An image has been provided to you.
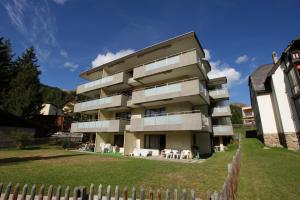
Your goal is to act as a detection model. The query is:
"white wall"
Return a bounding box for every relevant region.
[272,65,300,133]
[257,94,278,134]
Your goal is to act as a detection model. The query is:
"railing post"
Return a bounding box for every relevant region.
[114,186,119,200]
[122,187,128,200]
[48,185,53,200]
[182,189,187,200]
[157,189,161,200]
[174,189,178,200]
[12,183,20,200]
[21,184,28,200]
[89,184,94,200]
[98,184,103,200]
[140,187,145,200]
[165,189,170,200]
[3,182,12,200]
[131,187,136,200]
[30,184,36,200]
[38,185,44,200]
[55,185,61,200]
[106,185,111,200]
[65,186,70,200]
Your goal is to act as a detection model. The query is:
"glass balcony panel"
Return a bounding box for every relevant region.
[145,55,180,71]
[144,115,182,126]
[80,97,112,108]
[83,76,114,89]
[77,121,110,129]
[144,83,181,96]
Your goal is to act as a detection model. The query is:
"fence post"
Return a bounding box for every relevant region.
[65,186,70,200]
[166,189,170,200]
[149,188,153,200]
[131,187,136,200]
[12,183,20,200]
[98,184,102,200]
[73,187,79,200]
[89,184,94,200]
[38,185,44,200]
[182,189,187,200]
[30,184,36,200]
[56,185,61,200]
[48,185,53,200]
[114,186,119,200]
[0,183,3,198]
[122,187,128,200]
[106,185,111,200]
[3,182,12,200]
[190,189,195,200]
[157,189,161,200]
[174,189,178,200]
[21,184,28,200]
[140,187,145,200]
[81,186,87,200]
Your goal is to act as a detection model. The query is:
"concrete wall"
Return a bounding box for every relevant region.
[257,94,278,134]
[272,65,300,133]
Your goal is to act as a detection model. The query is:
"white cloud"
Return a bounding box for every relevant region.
[208,60,241,87]
[64,62,78,72]
[235,55,249,64]
[203,49,211,60]
[52,0,69,5]
[60,49,68,58]
[91,49,135,68]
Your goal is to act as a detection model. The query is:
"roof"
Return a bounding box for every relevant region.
[249,63,274,93]
[80,31,206,77]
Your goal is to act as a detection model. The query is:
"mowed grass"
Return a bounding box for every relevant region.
[237,133,300,200]
[0,145,237,199]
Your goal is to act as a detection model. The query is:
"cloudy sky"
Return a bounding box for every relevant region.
[1,0,299,104]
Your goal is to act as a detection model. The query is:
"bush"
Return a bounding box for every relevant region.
[12,132,34,149]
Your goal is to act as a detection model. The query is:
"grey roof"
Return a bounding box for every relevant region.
[249,64,274,92]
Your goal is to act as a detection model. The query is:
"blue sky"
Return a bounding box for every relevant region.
[1,0,299,104]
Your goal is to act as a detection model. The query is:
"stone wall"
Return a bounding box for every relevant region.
[263,133,282,147]
[285,132,300,150]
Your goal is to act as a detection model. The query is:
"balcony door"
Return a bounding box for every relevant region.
[114,135,124,147]
[144,134,166,151]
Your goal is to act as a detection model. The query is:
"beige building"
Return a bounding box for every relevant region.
[241,106,255,126]
[249,36,300,150]
[71,32,233,157]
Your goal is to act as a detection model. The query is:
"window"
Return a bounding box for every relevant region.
[115,112,131,120]
[144,135,166,150]
[145,107,166,116]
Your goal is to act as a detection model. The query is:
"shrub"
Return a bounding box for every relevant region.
[12,132,34,149]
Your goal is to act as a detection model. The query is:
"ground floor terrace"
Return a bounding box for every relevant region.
[91,131,232,159]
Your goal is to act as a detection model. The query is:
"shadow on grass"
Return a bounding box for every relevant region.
[0,153,86,166]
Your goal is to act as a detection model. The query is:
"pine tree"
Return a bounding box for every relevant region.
[0,37,15,108]
[5,47,42,118]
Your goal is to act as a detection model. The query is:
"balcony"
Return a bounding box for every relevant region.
[213,125,234,136]
[131,78,209,106]
[73,94,129,112]
[132,49,206,84]
[209,88,229,99]
[212,106,231,117]
[130,111,211,132]
[76,72,130,95]
[71,119,129,133]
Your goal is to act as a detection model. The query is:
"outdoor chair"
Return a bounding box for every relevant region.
[180,150,192,159]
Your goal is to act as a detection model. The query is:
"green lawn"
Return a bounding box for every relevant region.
[237,133,300,200]
[0,145,237,199]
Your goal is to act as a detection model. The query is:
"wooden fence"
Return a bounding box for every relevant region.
[0,183,199,200]
[208,136,242,200]
[0,138,242,200]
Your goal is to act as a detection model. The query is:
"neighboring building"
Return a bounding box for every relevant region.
[40,103,64,116]
[71,32,233,156]
[249,36,300,150]
[241,106,255,126]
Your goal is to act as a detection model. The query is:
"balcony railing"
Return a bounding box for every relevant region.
[133,49,202,80]
[212,106,231,117]
[71,119,129,133]
[130,110,210,132]
[213,125,234,136]
[209,88,229,99]
[131,78,207,104]
[74,94,129,112]
[76,72,129,94]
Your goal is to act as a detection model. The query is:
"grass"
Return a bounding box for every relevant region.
[236,128,300,200]
[0,145,237,199]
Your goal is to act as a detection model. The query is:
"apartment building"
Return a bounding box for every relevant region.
[249,36,300,150]
[241,106,255,126]
[71,32,233,157]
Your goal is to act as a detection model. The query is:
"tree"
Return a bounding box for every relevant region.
[0,37,15,108]
[4,47,42,118]
[230,104,242,124]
